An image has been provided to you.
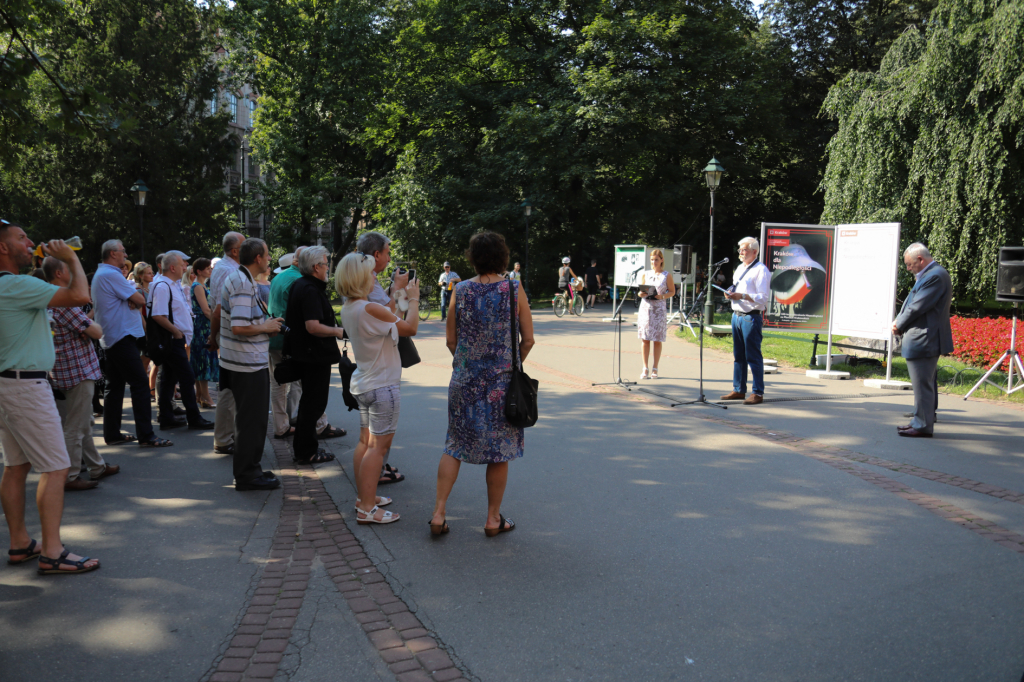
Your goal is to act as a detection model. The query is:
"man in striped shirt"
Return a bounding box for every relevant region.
[219,238,284,491]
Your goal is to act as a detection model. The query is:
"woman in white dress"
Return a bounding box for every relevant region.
[637,249,675,379]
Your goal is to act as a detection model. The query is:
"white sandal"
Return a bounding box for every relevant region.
[651,368,659,379]
[357,505,399,525]
[640,368,650,380]
[355,496,392,510]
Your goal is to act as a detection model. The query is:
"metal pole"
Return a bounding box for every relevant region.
[137,205,145,262]
[703,189,716,327]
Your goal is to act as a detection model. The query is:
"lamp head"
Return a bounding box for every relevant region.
[130,179,150,207]
[520,199,531,217]
[703,158,726,191]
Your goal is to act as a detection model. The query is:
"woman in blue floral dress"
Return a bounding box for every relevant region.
[189,258,219,408]
[429,232,535,537]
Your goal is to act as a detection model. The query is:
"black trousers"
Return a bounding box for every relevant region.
[103,335,154,443]
[294,362,331,460]
[221,367,270,483]
[158,337,201,425]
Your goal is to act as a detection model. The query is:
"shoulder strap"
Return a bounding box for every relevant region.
[148,281,174,324]
[0,271,12,277]
[508,281,519,370]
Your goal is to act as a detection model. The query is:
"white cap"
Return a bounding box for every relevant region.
[562,256,571,264]
[274,252,295,274]
[165,249,190,261]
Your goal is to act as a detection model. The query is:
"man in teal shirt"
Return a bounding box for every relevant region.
[267,248,341,439]
[0,220,101,574]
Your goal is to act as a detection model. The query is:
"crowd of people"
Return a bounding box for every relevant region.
[1,221,536,574]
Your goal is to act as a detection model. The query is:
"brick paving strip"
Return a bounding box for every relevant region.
[205,429,471,682]
[522,358,1024,557]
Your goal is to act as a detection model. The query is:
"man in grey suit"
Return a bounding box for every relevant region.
[892,243,954,438]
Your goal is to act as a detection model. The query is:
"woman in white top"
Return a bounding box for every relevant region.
[336,252,421,525]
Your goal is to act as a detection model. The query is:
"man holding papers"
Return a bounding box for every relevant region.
[721,237,771,405]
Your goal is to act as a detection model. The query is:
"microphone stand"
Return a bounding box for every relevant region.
[673,262,728,409]
[593,268,644,388]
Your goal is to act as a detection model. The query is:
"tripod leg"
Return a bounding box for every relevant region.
[964,350,1011,399]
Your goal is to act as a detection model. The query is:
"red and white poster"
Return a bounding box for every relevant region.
[759,223,835,332]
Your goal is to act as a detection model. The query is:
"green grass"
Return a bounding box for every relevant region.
[675,326,1024,403]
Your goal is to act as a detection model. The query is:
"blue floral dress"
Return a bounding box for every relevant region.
[190,282,219,382]
[444,279,524,464]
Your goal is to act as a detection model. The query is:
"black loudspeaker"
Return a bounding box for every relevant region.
[673,244,692,275]
[996,246,1024,302]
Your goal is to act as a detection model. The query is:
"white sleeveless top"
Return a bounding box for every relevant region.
[339,299,401,394]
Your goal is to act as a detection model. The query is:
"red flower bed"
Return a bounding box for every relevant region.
[949,315,1023,371]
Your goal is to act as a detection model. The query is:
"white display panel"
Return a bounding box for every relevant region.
[614,245,647,286]
[829,223,902,339]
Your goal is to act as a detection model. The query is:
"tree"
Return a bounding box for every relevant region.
[0,0,235,267]
[820,0,1024,303]
[225,0,393,260]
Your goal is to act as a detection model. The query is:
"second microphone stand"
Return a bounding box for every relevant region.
[674,262,728,409]
[593,269,643,389]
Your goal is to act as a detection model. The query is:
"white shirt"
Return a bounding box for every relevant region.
[339,299,401,394]
[150,273,195,344]
[209,255,240,311]
[730,260,771,313]
[438,270,460,289]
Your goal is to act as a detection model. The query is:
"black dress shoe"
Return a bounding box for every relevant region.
[187,417,215,430]
[159,417,187,429]
[173,406,187,416]
[898,427,933,438]
[214,443,234,455]
[235,474,281,491]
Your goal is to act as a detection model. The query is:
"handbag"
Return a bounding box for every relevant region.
[273,357,300,384]
[503,281,538,428]
[145,281,174,366]
[398,335,420,368]
[337,342,359,411]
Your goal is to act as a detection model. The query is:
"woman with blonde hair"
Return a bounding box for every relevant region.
[336,252,420,524]
[430,232,534,537]
[637,248,675,379]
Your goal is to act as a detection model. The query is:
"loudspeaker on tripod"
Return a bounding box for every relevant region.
[673,244,692,275]
[996,246,1024,302]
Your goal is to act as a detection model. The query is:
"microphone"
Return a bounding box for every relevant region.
[631,265,645,274]
[712,257,729,267]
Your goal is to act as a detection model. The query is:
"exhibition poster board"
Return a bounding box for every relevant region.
[614,245,647,287]
[759,223,836,332]
[830,223,902,339]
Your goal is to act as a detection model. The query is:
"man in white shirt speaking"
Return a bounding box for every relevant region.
[721,237,771,405]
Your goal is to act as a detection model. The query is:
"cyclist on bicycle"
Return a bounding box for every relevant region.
[558,257,578,298]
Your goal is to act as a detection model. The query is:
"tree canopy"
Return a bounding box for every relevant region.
[820,0,1024,302]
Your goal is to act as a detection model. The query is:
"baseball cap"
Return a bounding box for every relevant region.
[165,249,190,261]
[562,257,571,263]
[444,261,450,267]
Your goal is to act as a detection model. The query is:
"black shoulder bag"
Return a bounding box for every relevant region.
[504,281,538,428]
[145,281,174,366]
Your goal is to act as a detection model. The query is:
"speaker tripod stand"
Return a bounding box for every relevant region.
[965,302,1024,398]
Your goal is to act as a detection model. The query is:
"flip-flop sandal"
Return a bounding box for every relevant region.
[358,497,393,507]
[378,464,405,484]
[273,427,296,439]
[139,437,173,448]
[356,505,399,525]
[105,433,138,445]
[293,450,336,464]
[429,519,450,536]
[484,515,515,537]
[7,539,41,565]
[319,425,346,438]
[37,549,100,575]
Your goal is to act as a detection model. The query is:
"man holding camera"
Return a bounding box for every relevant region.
[438,262,461,320]
[219,238,283,491]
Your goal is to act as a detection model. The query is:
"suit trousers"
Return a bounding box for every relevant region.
[221,367,270,483]
[906,355,939,434]
[103,335,155,443]
[55,380,106,481]
[158,337,202,425]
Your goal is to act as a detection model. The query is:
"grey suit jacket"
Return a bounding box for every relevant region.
[895,261,954,360]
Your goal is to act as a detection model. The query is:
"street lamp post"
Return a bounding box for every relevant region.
[521,199,531,300]
[130,179,150,262]
[702,158,725,326]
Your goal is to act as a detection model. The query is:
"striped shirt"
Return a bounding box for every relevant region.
[219,267,269,373]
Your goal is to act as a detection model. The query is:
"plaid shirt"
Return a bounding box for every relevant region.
[51,306,102,390]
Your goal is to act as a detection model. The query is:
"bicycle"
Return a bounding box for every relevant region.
[418,284,436,321]
[552,281,585,317]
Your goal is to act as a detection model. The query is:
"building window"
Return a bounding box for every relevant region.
[209,92,217,116]
[249,99,257,128]
[229,93,238,123]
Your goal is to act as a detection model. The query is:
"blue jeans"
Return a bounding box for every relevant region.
[441,288,451,319]
[731,312,764,395]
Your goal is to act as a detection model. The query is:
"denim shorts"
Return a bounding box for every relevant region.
[355,384,401,436]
